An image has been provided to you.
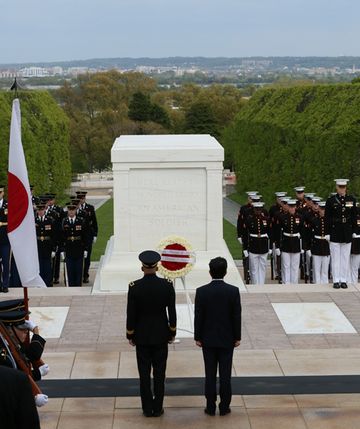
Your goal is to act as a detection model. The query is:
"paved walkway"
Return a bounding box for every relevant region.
[3,282,360,428]
[223,197,240,226]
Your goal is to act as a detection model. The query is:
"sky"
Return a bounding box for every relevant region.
[0,0,359,63]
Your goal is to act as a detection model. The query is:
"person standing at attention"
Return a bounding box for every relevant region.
[194,257,242,416]
[126,250,177,417]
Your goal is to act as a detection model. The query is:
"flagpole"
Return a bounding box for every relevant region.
[9,78,30,343]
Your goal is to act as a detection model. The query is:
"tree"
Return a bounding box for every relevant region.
[223,84,360,204]
[184,101,219,137]
[0,91,71,196]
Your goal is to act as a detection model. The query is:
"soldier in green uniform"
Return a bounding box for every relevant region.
[126,250,177,417]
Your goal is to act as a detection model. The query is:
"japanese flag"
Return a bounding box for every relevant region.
[7,99,46,287]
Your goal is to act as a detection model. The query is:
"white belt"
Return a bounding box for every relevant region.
[283,232,300,238]
[249,233,268,238]
[314,235,327,240]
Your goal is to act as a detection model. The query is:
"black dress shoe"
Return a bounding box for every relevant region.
[142,411,153,417]
[153,409,164,417]
[333,283,340,289]
[341,282,348,289]
[219,408,231,416]
[2,287,8,293]
[204,408,215,416]
[53,279,59,285]
[83,278,89,284]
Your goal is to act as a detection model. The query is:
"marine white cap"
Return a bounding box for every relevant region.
[335,179,349,186]
[287,199,297,206]
[253,202,264,208]
[294,186,305,193]
[275,192,287,197]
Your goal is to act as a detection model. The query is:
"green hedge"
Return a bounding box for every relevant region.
[223,84,360,204]
[0,91,71,196]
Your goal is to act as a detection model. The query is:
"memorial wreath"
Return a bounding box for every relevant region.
[157,235,196,279]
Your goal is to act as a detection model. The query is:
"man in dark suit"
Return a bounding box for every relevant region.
[0,366,40,429]
[194,257,242,416]
[126,250,177,417]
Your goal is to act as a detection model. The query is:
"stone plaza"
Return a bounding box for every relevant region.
[3,135,360,428]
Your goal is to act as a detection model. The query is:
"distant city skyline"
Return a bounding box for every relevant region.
[1,0,359,64]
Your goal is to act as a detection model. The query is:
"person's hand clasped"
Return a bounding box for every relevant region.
[195,341,202,348]
[128,339,135,346]
[234,340,241,347]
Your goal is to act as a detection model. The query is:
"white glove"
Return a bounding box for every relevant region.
[300,249,304,254]
[84,251,88,258]
[275,248,281,256]
[51,251,56,259]
[353,233,358,239]
[306,250,312,257]
[237,237,242,245]
[268,249,272,255]
[324,235,330,241]
[243,250,249,258]
[24,319,37,331]
[60,252,65,261]
[93,236,97,244]
[35,394,48,407]
[39,363,50,377]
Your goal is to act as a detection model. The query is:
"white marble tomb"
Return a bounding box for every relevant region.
[93,134,244,292]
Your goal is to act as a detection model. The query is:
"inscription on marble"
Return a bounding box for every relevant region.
[129,168,207,250]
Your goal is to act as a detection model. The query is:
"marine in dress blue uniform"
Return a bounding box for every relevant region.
[325,179,357,289]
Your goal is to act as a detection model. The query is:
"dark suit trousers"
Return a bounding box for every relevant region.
[136,344,168,413]
[202,347,234,412]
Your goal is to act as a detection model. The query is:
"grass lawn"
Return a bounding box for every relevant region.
[223,218,242,260]
[91,198,242,261]
[227,192,245,205]
[91,198,114,261]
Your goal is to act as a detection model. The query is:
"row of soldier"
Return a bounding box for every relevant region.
[237,179,359,288]
[0,185,98,292]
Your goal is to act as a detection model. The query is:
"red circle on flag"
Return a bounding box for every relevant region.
[161,243,188,271]
[7,172,29,233]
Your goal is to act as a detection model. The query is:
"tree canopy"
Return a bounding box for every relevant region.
[223,84,360,204]
[56,73,246,173]
[0,91,71,196]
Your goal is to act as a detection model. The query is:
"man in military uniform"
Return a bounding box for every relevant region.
[237,192,260,284]
[35,204,56,287]
[269,192,287,281]
[126,250,176,417]
[243,201,271,285]
[60,203,89,286]
[325,179,356,289]
[0,185,10,293]
[295,186,306,210]
[75,191,98,283]
[0,366,40,429]
[194,257,241,416]
[349,201,360,284]
[277,200,304,284]
[308,201,330,284]
[43,193,64,285]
